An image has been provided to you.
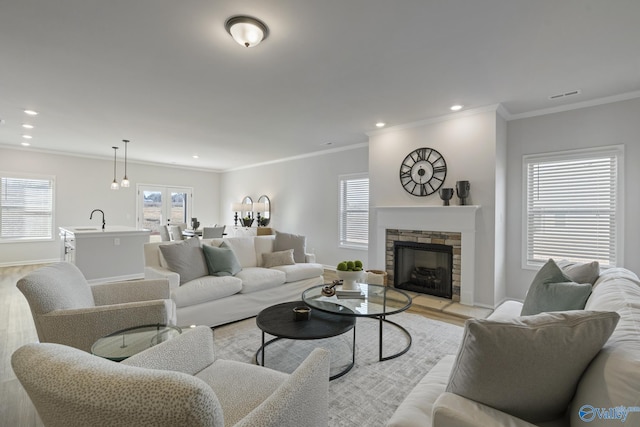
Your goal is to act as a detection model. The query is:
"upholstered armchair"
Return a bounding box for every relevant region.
[17,262,176,352]
[12,325,330,427]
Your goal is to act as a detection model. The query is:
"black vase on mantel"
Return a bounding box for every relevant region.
[456,181,470,205]
[439,188,454,206]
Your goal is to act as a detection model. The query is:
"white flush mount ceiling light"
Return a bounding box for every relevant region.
[376,122,386,128]
[450,105,463,111]
[225,16,269,48]
[23,109,38,116]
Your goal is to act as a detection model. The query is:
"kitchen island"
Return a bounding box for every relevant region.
[59,226,151,283]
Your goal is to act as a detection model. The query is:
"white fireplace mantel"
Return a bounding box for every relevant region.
[371,205,480,305]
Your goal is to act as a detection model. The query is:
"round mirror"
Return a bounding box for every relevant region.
[258,195,270,226]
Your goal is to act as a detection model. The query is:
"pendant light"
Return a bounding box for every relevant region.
[121,139,130,188]
[110,146,119,190]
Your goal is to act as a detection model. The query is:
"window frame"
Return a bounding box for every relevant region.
[338,173,369,250]
[521,145,624,270]
[136,184,193,235]
[0,171,56,243]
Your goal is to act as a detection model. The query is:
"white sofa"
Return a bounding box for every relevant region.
[387,267,640,427]
[144,235,324,327]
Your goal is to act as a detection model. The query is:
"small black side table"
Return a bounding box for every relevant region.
[256,301,356,380]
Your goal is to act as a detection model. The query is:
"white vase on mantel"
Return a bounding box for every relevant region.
[336,270,364,291]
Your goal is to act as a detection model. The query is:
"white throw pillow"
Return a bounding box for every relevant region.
[446,310,620,424]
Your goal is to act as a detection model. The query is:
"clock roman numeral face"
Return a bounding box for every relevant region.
[399,147,447,196]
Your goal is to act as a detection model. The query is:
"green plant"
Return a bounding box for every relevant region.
[336,260,363,271]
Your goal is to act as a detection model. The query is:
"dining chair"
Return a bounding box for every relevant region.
[203,225,226,238]
[169,225,184,241]
[158,225,171,241]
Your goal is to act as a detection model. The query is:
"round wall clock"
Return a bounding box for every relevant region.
[399,147,447,196]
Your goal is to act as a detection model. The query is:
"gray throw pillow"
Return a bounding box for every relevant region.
[556,259,600,285]
[262,249,296,268]
[274,231,306,263]
[202,242,242,277]
[159,237,208,285]
[446,310,620,424]
[521,259,592,316]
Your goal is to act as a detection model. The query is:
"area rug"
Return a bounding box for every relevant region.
[213,312,464,426]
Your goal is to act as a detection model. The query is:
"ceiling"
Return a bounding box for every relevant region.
[1,0,639,171]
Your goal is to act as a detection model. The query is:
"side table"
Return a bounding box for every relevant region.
[91,324,182,362]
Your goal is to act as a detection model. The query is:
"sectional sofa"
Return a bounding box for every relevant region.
[144,234,324,327]
[388,265,640,427]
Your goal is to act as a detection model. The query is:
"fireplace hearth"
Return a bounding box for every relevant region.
[393,241,453,298]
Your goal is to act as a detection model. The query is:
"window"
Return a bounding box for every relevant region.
[339,173,369,249]
[1,173,55,242]
[137,185,193,234]
[523,146,623,269]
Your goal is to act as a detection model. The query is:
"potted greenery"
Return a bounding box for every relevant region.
[336,260,364,290]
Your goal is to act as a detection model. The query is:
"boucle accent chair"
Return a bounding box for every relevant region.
[17,262,176,352]
[12,325,330,427]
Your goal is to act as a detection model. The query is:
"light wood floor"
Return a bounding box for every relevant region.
[1,264,464,426]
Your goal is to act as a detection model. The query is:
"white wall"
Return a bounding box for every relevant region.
[368,108,502,307]
[505,97,640,300]
[219,146,369,269]
[0,147,220,266]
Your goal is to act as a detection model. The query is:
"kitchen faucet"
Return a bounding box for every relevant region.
[90,209,106,230]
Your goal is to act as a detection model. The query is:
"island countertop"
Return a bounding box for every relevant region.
[59,226,151,237]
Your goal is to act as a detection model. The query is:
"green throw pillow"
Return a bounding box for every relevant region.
[203,242,242,277]
[521,259,592,316]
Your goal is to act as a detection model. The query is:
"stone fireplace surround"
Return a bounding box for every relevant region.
[373,206,479,306]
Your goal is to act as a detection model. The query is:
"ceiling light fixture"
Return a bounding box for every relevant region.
[24,109,38,116]
[21,142,30,147]
[450,105,463,111]
[22,124,34,129]
[111,146,119,190]
[225,16,269,48]
[120,139,130,188]
[22,134,32,139]
[376,122,386,128]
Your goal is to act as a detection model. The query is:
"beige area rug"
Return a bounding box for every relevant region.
[213,312,464,426]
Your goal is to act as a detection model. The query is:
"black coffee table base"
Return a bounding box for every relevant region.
[378,316,412,361]
[255,301,356,381]
[256,329,356,381]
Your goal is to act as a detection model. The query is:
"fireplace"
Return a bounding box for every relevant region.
[393,241,453,298]
[373,205,479,305]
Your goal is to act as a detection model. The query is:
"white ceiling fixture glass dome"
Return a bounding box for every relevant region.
[225,16,269,48]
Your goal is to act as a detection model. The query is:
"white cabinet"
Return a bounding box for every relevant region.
[59,226,151,283]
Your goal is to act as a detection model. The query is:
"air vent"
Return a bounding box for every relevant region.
[548,89,581,100]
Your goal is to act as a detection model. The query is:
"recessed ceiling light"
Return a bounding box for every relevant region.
[22,124,34,129]
[23,109,38,116]
[192,155,199,159]
[450,105,463,111]
[322,142,333,146]
[22,134,33,139]
[21,142,31,147]
[375,122,386,128]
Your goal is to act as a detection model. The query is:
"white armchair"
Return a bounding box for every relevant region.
[12,325,330,427]
[17,262,176,352]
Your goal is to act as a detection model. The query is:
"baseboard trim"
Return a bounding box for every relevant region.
[0,258,58,268]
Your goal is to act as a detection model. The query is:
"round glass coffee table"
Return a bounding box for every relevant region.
[91,324,182,362]
[302,283,412,361]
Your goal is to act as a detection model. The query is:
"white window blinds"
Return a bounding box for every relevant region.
[524,146,623,268]
[339,174,369,248]
[1,174,54,241]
